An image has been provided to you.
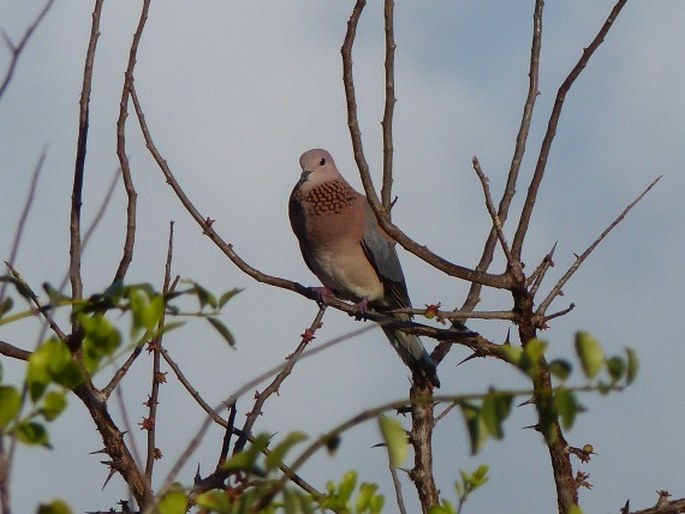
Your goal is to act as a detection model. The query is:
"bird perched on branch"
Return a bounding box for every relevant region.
[288,148,440,388]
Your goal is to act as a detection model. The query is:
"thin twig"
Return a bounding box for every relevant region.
[0,340,31,360]
[5,263,67,343]
[101,345,144,400]
[144,220,174,481]
[461,0,544,313]
[160,346,229,426]
[388,307,516,322]
[113,0,151,283]
[527,241,557,296]
[381,0,396,213]
[472,157,514,266]
[216,402,237,470]
[130,83,314,300]
[511,0,629,262]
[537,176,661,317]
[0,0,56,100]
[233,306,327,455]
[388,454,408,514]
[70,0,105,314]
[158,322,378,496]
[341,0,510,290]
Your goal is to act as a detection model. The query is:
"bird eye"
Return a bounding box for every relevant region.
[319,158,326,166]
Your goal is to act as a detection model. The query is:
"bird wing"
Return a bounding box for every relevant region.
[360,203,412,310]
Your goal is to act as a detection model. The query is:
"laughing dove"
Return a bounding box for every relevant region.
[289,148,440,387]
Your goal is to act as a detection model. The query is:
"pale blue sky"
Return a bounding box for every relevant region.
[1,2,684,513]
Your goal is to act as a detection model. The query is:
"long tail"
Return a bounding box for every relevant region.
[381,323,440,388]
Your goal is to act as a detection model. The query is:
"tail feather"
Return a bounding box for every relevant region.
[381,326,440,388]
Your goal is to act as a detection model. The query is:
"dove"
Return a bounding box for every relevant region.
[289,148,440,387]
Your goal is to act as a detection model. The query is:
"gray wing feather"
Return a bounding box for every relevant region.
[360,204,411,309]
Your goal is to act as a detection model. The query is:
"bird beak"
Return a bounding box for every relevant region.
[299,170,312,182]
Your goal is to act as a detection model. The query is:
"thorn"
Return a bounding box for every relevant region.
[101,461,117,490]
[456,352,480,366]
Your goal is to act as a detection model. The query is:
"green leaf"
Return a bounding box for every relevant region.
[500,345,522,365]
[27,339,71,402]
[0,386,21,429]
[470,464,489,489]
[37,499,72,514]
[79,314,121,373]
[481,392,512,440]
[460,402,487,455]
[567,505,584,514]
[520,338,547,375]
[42,283,71,305]
[427,501,456,514]
[42,391,67,422]
[195,490,231,513]
[128,289,164,337]
[219,288,243,308]
[549,359,572,381]
[207,317,236,348]
[192,283,217,310]
[15,421,49,447]
[606,356,626,383]
[575,332,604,379]
[0,296,13,318]
[355,483,380,512]
[625,347,639,385]
[554,388,579,430]
[378,416,408,467]
[222,433,270,475]
[158,489,187,514]
[337,470,357,504]
[283,487,301,514]
[265,432,308,471]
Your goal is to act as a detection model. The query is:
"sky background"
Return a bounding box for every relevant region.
[1,1,684,513]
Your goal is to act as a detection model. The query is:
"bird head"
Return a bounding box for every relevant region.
[298,148,338,186]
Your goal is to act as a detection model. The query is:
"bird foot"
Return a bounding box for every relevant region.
[310,286,335,307]
[351,297,370,321]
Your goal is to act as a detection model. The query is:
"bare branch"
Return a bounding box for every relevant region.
[341,0,511,290]
[0,340,31,361]
[537,175,661,317]
[159,322,378,496]
[511,0,629,262]
[472,157,514,266]
[388,452,408,514]
[130,83,314,301]
[70,0,105,307]
[113,0,152,283]
[527,241,557,296]
[461,0,544,311]
[0,0,55,100]
[233,306,327,455]
[5,263,67,343]
[144,219,174,481]
[381,0,396,213]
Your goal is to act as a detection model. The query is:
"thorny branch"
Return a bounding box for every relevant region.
[341,0,512,291]
[113,0,151,283]
[511,0,630,262]
[70,0,104,307]
[537,175,662,318]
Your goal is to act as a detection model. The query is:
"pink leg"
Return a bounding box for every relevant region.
[310,286,335,306]
[351,297,370,321]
